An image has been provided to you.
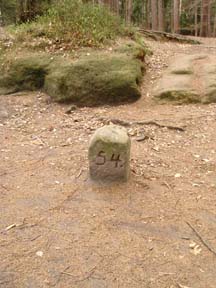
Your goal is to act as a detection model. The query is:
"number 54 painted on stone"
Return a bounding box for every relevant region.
[96,151,124,168]
[88,125,131,182]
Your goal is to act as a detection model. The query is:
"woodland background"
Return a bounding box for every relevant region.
[0,0,216,37]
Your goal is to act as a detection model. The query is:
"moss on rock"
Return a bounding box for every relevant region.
[157,90,201,104]
[45,54,142,106]
[0,53,53,94]
[115,38,152,63]
[0,43,145,106]
[203,89,216,104]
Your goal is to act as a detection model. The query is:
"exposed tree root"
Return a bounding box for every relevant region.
[99,117,186,132]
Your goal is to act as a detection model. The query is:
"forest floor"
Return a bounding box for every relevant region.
[1,36,216,288]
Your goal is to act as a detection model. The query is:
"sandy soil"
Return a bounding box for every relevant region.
[1,37,216,288]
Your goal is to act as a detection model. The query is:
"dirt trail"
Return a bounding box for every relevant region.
[1,38,216,288]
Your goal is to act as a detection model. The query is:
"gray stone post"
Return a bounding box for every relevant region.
[88,125,131,182]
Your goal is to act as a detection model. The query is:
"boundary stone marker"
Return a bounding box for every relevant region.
[88,125,131,182]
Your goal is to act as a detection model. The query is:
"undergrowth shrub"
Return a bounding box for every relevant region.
[12,0,126,49]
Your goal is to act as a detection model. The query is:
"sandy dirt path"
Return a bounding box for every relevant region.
[1,38,216,288]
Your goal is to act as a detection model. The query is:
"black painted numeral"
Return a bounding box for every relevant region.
[95,151,106,165]
[111,154,122,167]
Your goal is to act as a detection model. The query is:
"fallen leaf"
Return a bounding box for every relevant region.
[36,251,44,257]
[175,173,181,178]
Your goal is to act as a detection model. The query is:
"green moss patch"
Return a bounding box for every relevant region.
[203,90,216,103]
[0,43,145,106]
[0,54,52,94]
[45,54,142,106]
[157,90,201,104]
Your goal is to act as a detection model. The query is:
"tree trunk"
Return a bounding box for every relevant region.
[16,0,47,23]
[151,0,158,30]
[26,0,38,21]
[213,14,216,37]
[16,0,25,23]
[207,1,211,37]
[173,0,180,34]
[145,0,151,29]
[125,0,132,25]
[158,0,164,31]
[179,0,182,14]
[200,0,209,37]
[194,3,198,37]
[115,0,119,15]
[109,0,119,14]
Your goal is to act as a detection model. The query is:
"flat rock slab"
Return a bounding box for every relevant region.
[154,54,216,104]
[88,125,131,182]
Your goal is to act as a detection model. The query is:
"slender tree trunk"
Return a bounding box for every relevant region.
[201,0,209,37]
[125,0,132,25]
[173,0,180,33]
[17,0,25,23]
[214,14,216,37]
[158,0,164,31]
[103,0,111,9]
[115,0,119,15]
[194,3,198,36]
[26,0,38,21]
[151,0,158,30]
[109,0,119,14]
[145,0,151,29]
[141,0,145,26]
[207,1,211,37]
[179,0,182,14]
[16,0,46,23]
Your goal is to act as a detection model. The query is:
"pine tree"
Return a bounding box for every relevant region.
[151,0,158,30]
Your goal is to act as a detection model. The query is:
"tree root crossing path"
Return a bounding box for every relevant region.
[1,37,216,288]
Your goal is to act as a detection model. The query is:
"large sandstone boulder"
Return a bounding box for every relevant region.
[45,54,142,106]
[0,41,146,106]
[154,54,216,105]
[0,54,52,95]
[153,55,201,104]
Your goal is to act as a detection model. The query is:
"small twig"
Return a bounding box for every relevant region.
[159,272,175,276]
[162,181,172,190]
[5,223,16,231]
[76,169,83,179]
[75,264,100,283]
[186,221,216,256]
[61,271,74,277]
[61,263,99,283]
[30,235,41,242]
